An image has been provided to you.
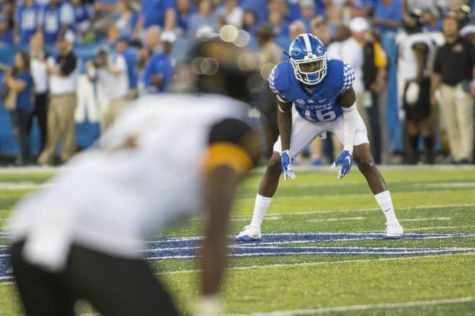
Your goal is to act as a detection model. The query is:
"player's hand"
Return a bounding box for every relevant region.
[192,295,222,316]
[332,150,353,180]
[280,150,296,181]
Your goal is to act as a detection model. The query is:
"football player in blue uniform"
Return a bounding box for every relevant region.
[237,33,403,241]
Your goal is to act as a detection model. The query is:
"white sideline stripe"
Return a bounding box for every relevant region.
[0,182,54,190]
[225,297,475,316]
[424,182,475,188]
[399,217,451,222]
[156,252,475,275]
[405,225,475,231]
[232,203,475,218]
[307,217,365,222]
[237,190,475,202]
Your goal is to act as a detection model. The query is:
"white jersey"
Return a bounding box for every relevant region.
[7,94,250,268]
[398,33,434,82]
[327,37,364,94]
[460,25,475,38]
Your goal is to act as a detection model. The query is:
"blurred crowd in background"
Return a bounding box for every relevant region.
[0,0,474,166]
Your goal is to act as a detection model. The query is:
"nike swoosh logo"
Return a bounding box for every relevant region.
[345,156,351,164]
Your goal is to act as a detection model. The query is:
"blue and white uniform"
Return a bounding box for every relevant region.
[16,3,42,45]
[268,59,368,157]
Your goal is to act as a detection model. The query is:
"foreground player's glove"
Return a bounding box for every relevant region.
[280,150,296,181]
[192,295,222,316]
[332,150,353,180]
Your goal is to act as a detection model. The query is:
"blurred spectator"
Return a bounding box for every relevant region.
[38,30,78,165]
[311,16,331,45]
[241,0,268,26]
[431,12,475,163]
[86,45,129,131]
[403,0,437,12]
[176,0,194,34]
[216,0,243,28]
[372,0,404,34]
[39,0,76,45]
[187,0,217,36]
[299,0,316,32]
[143,27,173,94]
[71,0,91,39]
[350,0,372,18]
[362,28,388,164]
[242,9,258,34]
[29,33,49,155]
[458,4,475,44]
[423,7,443,32]
[114,0,139,38]
[3,51,34,165]
[268,8,289,38]
[398,10,435,164]
[134,0,176,40]
[0,14,13,45]
[286,0,301,23]
[256,23,282,68]
[289,20,306,40]
[255,23,282,158]
[115,34,139,99]
[14,0,42,45]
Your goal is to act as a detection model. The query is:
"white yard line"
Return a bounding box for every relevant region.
[399,217,451,222]
[232,203,475,217]
[225,296,475,316]
[307,217,365,222]
[156,252,475,275]
[405,225,475,231]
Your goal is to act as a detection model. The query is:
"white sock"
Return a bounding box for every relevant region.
[250,194,272,227]
[374,190,399,225]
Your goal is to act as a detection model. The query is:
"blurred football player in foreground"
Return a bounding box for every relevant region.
[236,33,403,241]
[7,40,261,316]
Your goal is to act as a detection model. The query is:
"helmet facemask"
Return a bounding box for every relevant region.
[290,53,327,85]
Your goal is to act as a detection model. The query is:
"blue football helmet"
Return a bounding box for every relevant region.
[288,33,327,85]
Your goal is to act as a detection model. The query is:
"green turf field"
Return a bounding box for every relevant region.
[0,166,474,315]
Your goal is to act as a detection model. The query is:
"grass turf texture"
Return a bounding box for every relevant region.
[0,167,474,315]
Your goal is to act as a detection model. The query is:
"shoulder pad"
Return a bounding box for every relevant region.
[325,59,355,93]
[268,62,291,96]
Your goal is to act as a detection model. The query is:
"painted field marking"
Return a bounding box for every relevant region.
[399,217,451,222]
[424,182,475,188]
[225,296,475,316]
[405,225,475,231]
[307,217,365,222]
[232,203,475,218]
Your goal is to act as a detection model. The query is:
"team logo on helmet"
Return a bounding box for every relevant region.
[288,33,327,85]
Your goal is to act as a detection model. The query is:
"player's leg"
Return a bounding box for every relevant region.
[353,143,403,238]
[67,244,179,316]
[10,241,76,316]
[333,113,403,238]
[405,119,420,164]
[237,114,325,241]
[418,117,434,164]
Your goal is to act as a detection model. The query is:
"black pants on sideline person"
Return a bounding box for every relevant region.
[10,241,179,316]
[28,92,48,154]
[10,109,32,164]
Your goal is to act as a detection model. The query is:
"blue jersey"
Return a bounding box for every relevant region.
[16,3,42,45]
[40,1,75,44]
[143,53,172,93]
[268,59,355,123]
[122,47,139,89]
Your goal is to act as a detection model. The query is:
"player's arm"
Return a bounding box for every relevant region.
[339,87,357,154]
[276,94,292,151]
[332,86,357,180]
[196,119,260,314]
[412,43,429,83]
